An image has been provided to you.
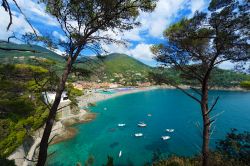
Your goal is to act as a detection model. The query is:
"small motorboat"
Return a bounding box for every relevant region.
[104,107,107,110]
[119,150,122,157]
[147,114,152,117]
[118,123,126,127]
[135,133,143,137]
[138,122,147,127]
[166,129,174,132]
[161,136,170,140]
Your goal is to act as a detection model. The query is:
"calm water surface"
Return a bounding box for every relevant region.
[48,89,250,166]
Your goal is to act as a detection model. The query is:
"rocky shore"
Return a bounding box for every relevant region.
[8,85,248,165]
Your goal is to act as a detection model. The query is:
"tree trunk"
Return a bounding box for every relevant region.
[36,57,73,166]
[201,80,210,166]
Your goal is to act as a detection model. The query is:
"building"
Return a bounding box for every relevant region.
[42,91,70,105]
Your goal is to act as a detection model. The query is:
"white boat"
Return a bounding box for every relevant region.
[135,133,143,137]
[104,107,107,110]
[166,129,174,132]
[161,136,170,140]
[118,123,126,127]
[138,122,147,127]
[119,150,122,157]
[147,114,152,117]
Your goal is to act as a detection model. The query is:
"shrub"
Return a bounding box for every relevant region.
[240,81,250,89]
[153,129,250,166]
[0,157,16,166]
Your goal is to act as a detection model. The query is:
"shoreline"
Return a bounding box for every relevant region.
[50,86,160,144]
[49,85,249,144]
[8,85,249,166]
[77,86,160,108]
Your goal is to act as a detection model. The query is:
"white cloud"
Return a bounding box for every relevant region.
[137,0,186,38]
[218,61,235,70]
[0,0,208,65]
[9,0,58,26]
[218,61,250,70]
[0,8,39,41]
[50,48,66,56]
[122,28,143,41]
[103,0,206,42]
[100,42,154,62]
[99,0,207,62]
[129,43,154,61]
[52,31,67,42]
[188,0,206,16]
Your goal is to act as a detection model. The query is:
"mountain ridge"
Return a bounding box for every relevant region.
[0,42,249,87]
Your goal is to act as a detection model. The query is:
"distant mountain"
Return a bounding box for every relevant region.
[0,42,249,87]
[0,42,65,63]
[103,53,151,73]
[75,53,152,85]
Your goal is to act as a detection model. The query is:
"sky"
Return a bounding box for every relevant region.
[0,0,238,69]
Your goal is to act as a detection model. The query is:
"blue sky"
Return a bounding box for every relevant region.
[0,0,216,67]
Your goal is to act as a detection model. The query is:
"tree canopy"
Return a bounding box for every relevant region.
[152,0,249,81]
[151,1,249,166]
[37,0,156,55]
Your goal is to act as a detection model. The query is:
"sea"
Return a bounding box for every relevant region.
[48,89,250,166]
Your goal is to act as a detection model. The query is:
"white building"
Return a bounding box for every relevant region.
[42,91,70,105]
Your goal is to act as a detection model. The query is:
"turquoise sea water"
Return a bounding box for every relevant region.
[48,89,250,166]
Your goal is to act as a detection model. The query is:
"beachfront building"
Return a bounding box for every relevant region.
[42,91,70,105]
[72,81,121,90]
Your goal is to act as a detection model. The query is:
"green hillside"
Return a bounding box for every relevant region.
[104,53,151,73]
[101,53,152,84]
[0,42,65,64]
[74,53,153,85]
[0,43,249,87]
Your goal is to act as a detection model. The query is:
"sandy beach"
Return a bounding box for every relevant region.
[50,84,248,144]
[8,86,163,166]
[77,86,161,108]
[8,85,248,166]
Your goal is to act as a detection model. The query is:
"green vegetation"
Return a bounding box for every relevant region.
[0,42,249,159]
[153,129,250,166]
[149,67,250,88]
[66,83,84,114]
[0,64,51,157]
[0,52,86,157]
[0,42,65,63]
[75,53,153,85]
[211,69,250,88]
[240,81,250,89]
[102,54,152,85]
[0,157,16,166]
[75,129,250,166]
[1,43,249,87]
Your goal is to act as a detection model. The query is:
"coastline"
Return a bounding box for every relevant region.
[49,85,248,144]
[52,86,161,143]
[77,85,161,108]
[8,86,160,166]
[8,85,248,166]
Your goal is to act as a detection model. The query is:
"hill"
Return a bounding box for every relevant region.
[0,42,249,87]
[102,53,152,84]
[74,53,153,85]
[0,42,65,64]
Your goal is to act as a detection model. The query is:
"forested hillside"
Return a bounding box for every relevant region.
[0,64,50,157]
[0,42,249,87]
[0,40,249,159]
